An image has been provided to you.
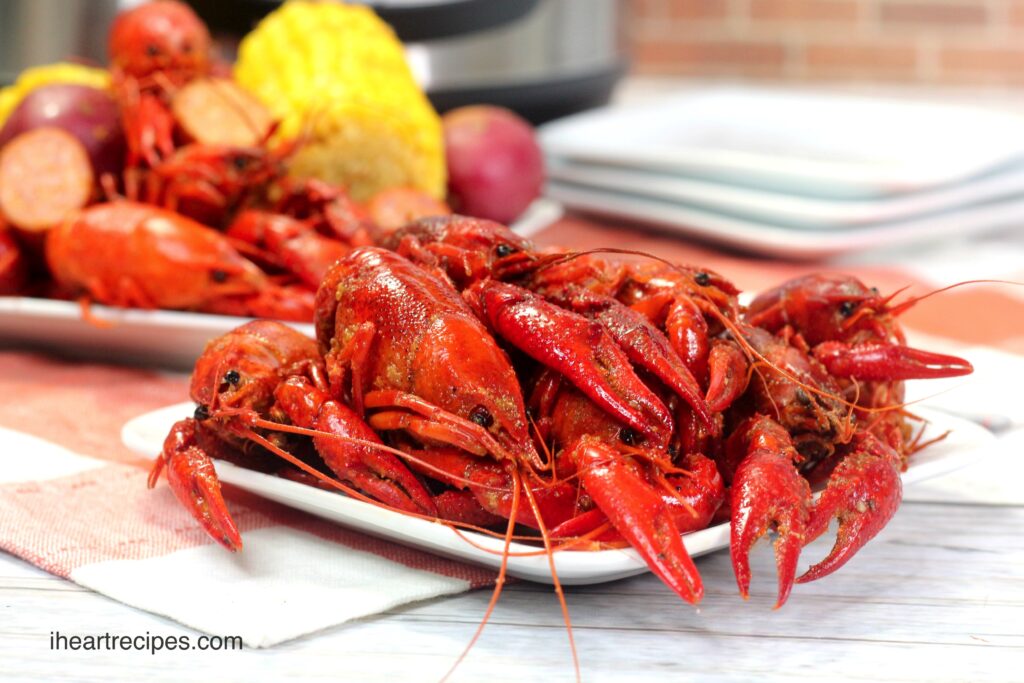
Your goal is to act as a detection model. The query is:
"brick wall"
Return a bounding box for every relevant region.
[629,0,1024,84]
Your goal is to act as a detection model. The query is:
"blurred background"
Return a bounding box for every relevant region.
[629,0,1024,86]
[4,0,1024,262]
[8,1,1024,109]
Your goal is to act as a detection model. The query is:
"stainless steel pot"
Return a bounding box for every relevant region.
[404,0,627,123]
[0,0,124,85]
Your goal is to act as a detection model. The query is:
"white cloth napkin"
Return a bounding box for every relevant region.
[0,427,494,648]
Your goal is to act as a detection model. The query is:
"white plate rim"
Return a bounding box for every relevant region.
[548,160,1024,230]
[544,180,1024,259]
[539,88,1024,198]
[121,403,995,585]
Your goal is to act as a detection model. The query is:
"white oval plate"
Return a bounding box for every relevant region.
[121,403,994,585]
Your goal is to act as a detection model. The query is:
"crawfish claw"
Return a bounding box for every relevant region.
[155,419,242,551]
[797,433,903,584]
[570,436,704,603]
[726,416,811,608]
[813,341,973,380]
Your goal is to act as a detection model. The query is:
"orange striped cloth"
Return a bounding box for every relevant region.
[0,352,494,647]
[1,214,1022,645]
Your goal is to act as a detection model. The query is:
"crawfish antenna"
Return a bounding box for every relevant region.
[439,466,520,683]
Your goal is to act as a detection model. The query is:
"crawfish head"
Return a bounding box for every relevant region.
[159,144,287,201]
[384,214,538,285]
[747,274,973,383]
[190,320,322,425]
[108,0,211,85]
[746,273,902,346]
[317,247,540,467]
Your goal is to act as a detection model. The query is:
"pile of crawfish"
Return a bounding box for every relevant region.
[0,1,976,607]
[150,213,973,607]
[0,1,446,317]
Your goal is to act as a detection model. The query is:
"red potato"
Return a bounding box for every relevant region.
[0,127,94,232]
[0,83,125,179]
[172,77,274,147]
[442,105,544,224]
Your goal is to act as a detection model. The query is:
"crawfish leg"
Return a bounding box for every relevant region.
[569,436,703,604]
[407,447,580,529]
[541,284,714,430]
[725,415,811,608]
[324,321,376,415]
[273,377,437,516]
[465,279,673,449]
[364,389,523,463]
[705,339,750,412]
[148,418,242,551]
[664,295,710,382]
[434,489,504,527]
[797,432,903,584]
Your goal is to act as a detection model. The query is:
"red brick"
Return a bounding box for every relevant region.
[749,0,859,22]
[1007,1,1024,26]
[879,2,987,27]
[631,39,787,76]
[666,0,731,20]
[940,47,1024,75]
[804,42,918,76]
[630,0,667,20]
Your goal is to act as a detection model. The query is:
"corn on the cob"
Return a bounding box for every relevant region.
[234,1,445,201]
[0,63,111,128]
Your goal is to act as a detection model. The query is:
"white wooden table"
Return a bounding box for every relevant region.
[3,439,1022,683]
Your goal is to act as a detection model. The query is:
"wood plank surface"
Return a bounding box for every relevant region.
[3,499,1021,682]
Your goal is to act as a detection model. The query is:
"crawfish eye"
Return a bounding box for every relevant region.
[210,269,229,283]
[223,370,241,386]
[494,243,517,258]
[694,272,711,286]
[619,427,642,446]
[146,44,160,57]
[839,301,857,317]
[181,41,193,54]
[232,155,250,171]
[468,405,494,428]
[194,404,211,421]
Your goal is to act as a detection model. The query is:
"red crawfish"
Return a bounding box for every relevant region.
[108,0,212,167]
[149,320,436,550]
[45,201,314,321]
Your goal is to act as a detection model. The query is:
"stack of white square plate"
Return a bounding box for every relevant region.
[540,87,1024,259]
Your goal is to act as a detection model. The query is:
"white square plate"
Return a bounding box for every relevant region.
[541,87,1024,198]
[121,403,994,585]
[549,159,1024,231]
[544,180,1024,259]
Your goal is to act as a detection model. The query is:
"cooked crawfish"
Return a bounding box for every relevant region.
[45,201,314,320]
[108,0,212,168]
[150,216,974,617]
